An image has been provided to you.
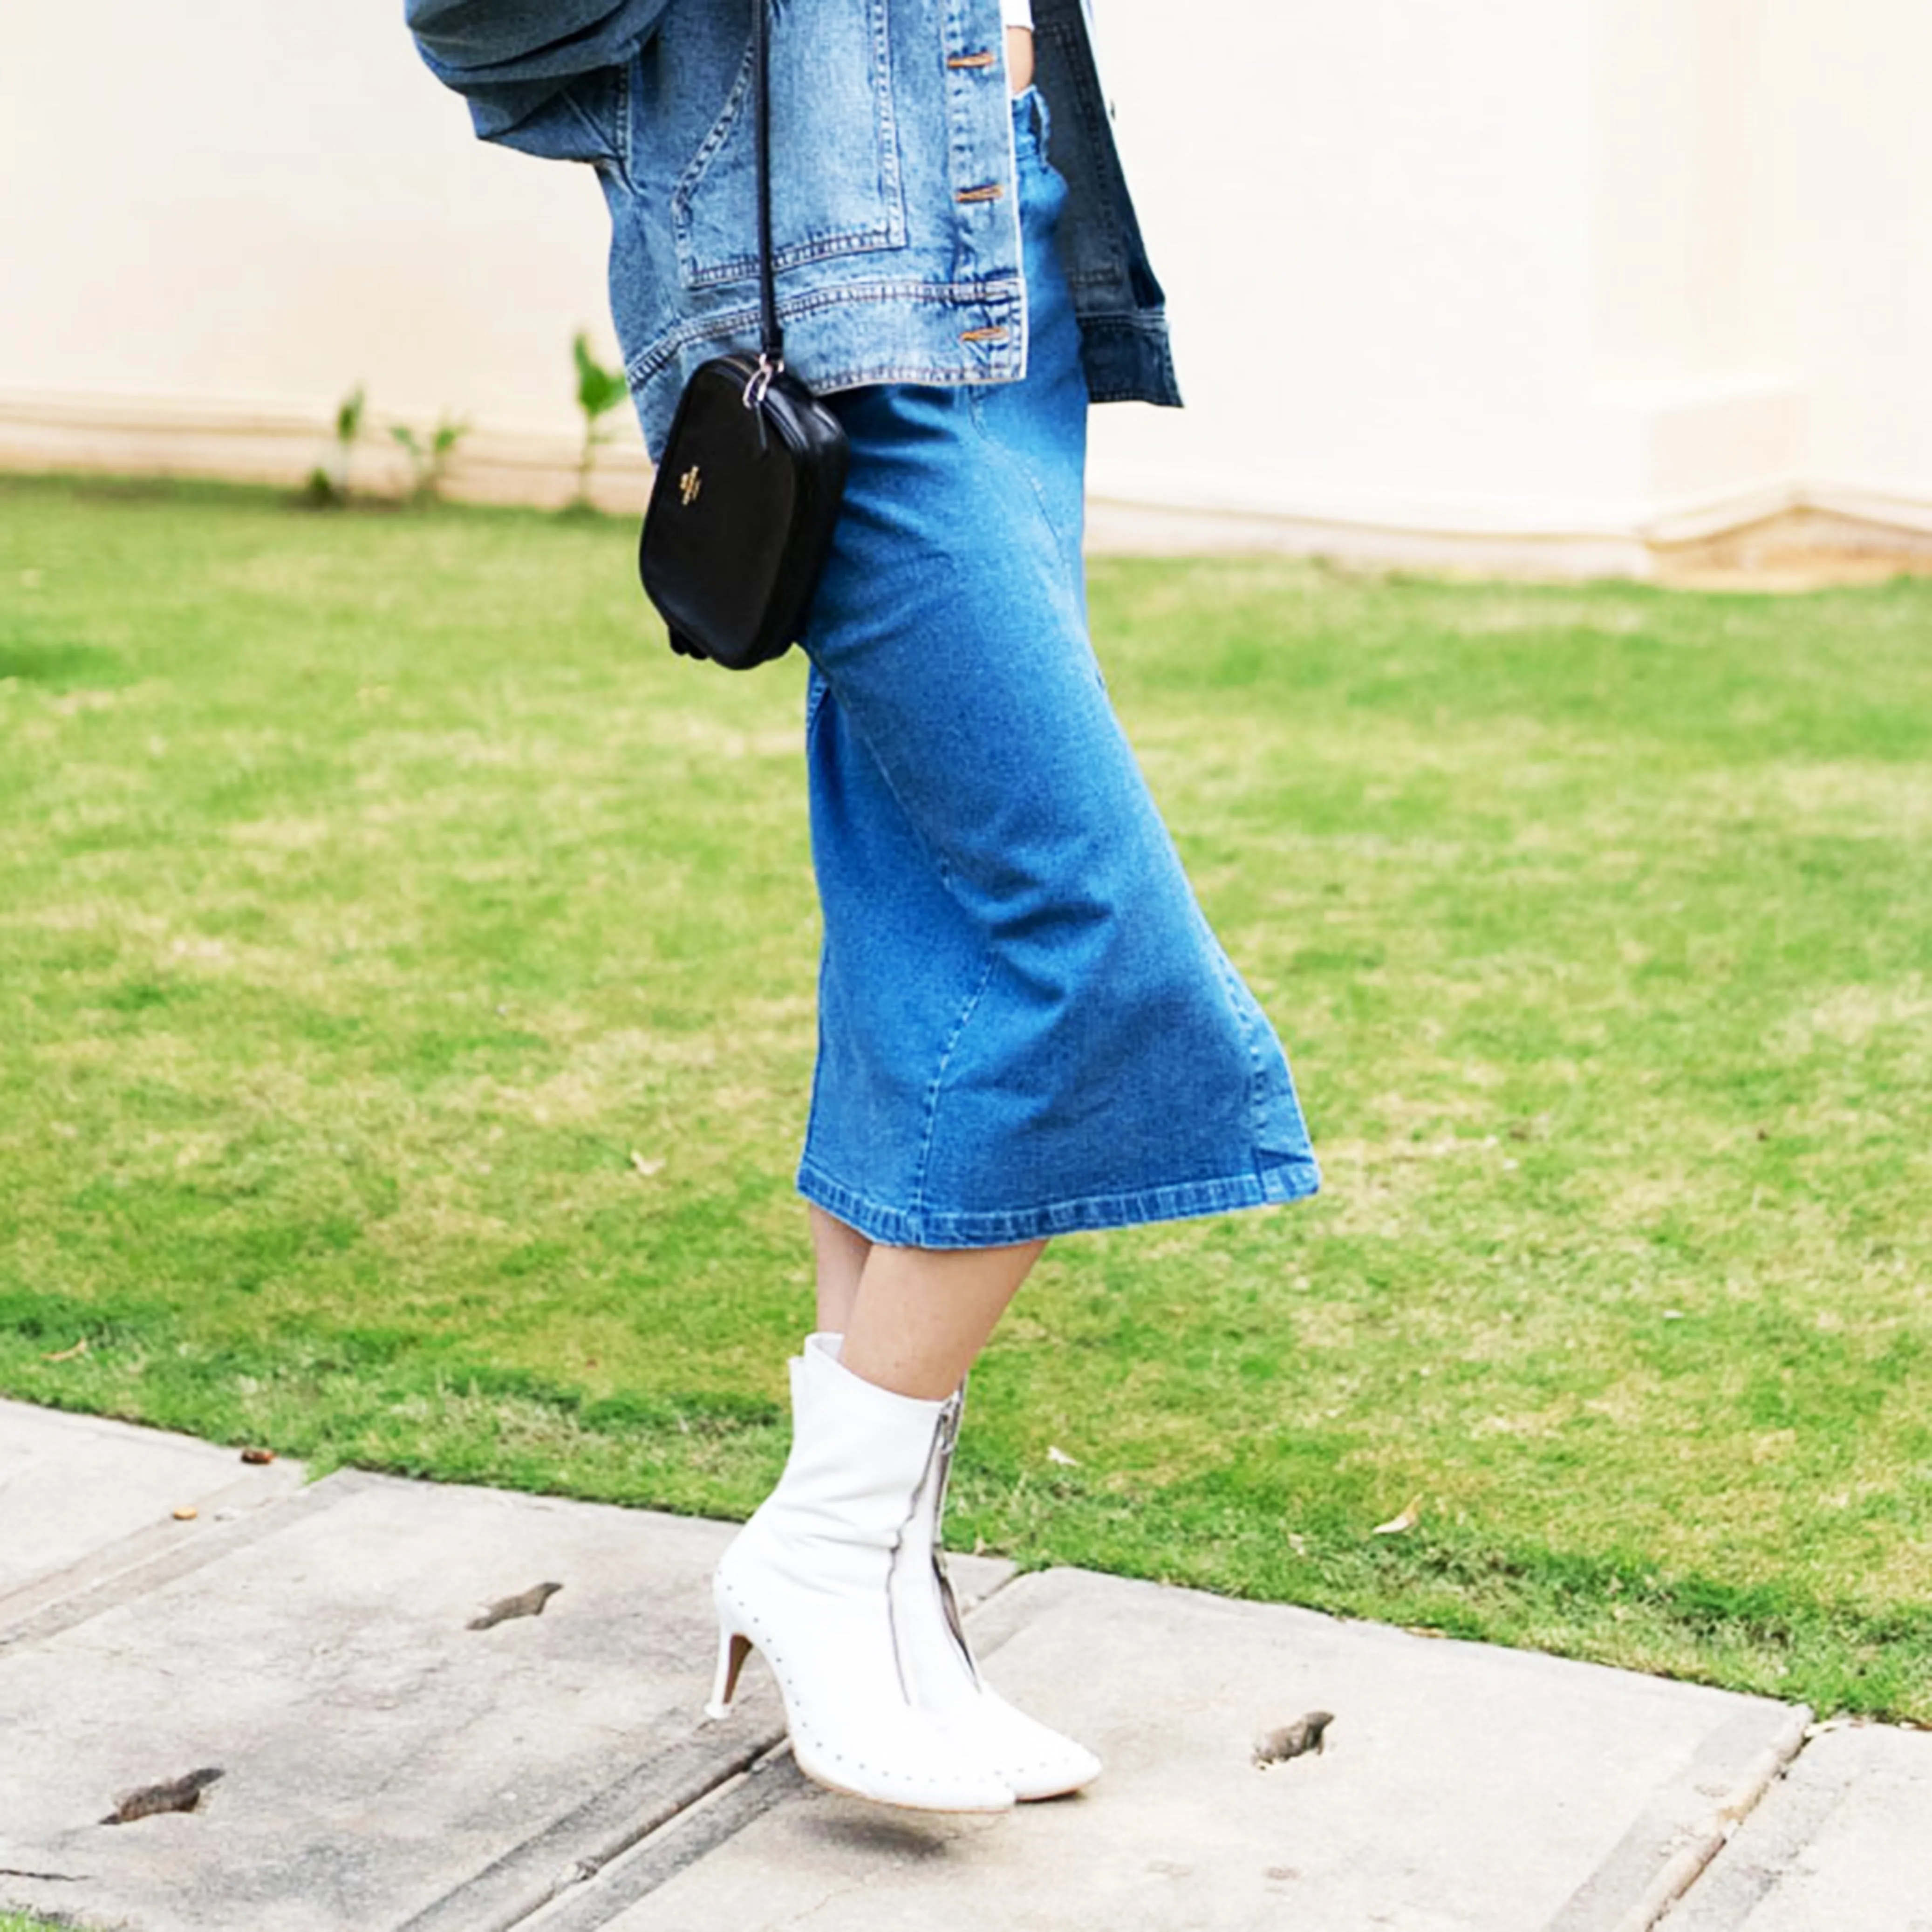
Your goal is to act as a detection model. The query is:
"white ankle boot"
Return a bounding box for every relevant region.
[706,1341,1015,1813]
[804,1334,1103,1802]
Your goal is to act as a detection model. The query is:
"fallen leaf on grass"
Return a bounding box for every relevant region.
[1046,1445,1079,1467]
[101,1767,224,1825]
[1371,1496,1422,1536]
[469,1581,563,1630]
[1253,1712,1335,1767]
[628,1150,665,1177]
[1804,1716,1861,1741]
[42,1338,89,1362]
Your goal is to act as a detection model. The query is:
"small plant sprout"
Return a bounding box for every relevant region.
[302,383,368,507]
[390,415,470,506]
[331,384,367,497]
[572,331,630,508]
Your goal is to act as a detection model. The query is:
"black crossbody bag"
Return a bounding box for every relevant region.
[637,1,849,670]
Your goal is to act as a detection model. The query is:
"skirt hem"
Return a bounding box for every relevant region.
[796,1154,1321,1250]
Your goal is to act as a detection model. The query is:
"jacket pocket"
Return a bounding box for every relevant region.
[672,0,906,290]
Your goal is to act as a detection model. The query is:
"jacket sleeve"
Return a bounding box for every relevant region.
[405,0,676,158]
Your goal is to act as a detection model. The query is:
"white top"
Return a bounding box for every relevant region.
[1002,0,1034,29]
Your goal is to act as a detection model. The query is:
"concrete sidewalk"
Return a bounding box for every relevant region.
[0,1400,1923,1932]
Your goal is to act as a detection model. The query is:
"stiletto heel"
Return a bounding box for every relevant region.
[705,1628,752,1721]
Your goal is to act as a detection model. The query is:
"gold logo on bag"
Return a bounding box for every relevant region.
[679,465,702,506]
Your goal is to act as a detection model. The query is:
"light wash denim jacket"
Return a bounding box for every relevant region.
[406,0,1180,457]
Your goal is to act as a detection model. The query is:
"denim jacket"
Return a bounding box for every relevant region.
[406,0,1180,457]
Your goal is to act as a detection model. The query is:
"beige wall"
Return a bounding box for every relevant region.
[1088,0,1931,560]
[2,1,1927,565]
[0,0,640,504]
[1743,0,1932,520]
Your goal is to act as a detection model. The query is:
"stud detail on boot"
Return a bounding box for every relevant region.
[706,1342,1015,1814]
[805,1335,1103,1801]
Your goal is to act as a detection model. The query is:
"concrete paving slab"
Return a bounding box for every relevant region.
[0,1397,300,1619]
[587,1568,1807,1932]
[0,1461,1010,1932]
[1661,1722,1932,1932]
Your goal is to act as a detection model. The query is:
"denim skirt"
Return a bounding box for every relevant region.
[795,89,1318,1249]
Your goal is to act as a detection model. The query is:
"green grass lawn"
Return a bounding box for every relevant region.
[2,474,1928,1721]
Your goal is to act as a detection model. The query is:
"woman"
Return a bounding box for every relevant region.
[409,0,1318,1814]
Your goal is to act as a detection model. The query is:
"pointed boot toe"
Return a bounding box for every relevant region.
[939,1685,1101,1800]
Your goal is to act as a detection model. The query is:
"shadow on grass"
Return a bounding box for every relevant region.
[0,644,130,687]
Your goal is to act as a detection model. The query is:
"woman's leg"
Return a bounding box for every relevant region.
[828,1235,1100,1798]
[810,1204,1043,1400]
[809,1205,871,1336]
[841,1239,1046,1400]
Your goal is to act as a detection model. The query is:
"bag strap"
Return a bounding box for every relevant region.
[752,0,783,372]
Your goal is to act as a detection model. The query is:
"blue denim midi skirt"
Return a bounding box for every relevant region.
[795,90,1318,1249]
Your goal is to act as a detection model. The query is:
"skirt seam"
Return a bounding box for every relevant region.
[967,383,1085,598]
[912,948,998,1221]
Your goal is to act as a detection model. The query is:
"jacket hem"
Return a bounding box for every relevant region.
[624,279,1028,385]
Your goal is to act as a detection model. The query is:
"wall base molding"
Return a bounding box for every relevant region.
[1083,488,1932,583]
[0,389,653,516]
[4,389,1930,582]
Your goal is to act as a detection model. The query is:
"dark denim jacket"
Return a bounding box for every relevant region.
[406,0,1180,457]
